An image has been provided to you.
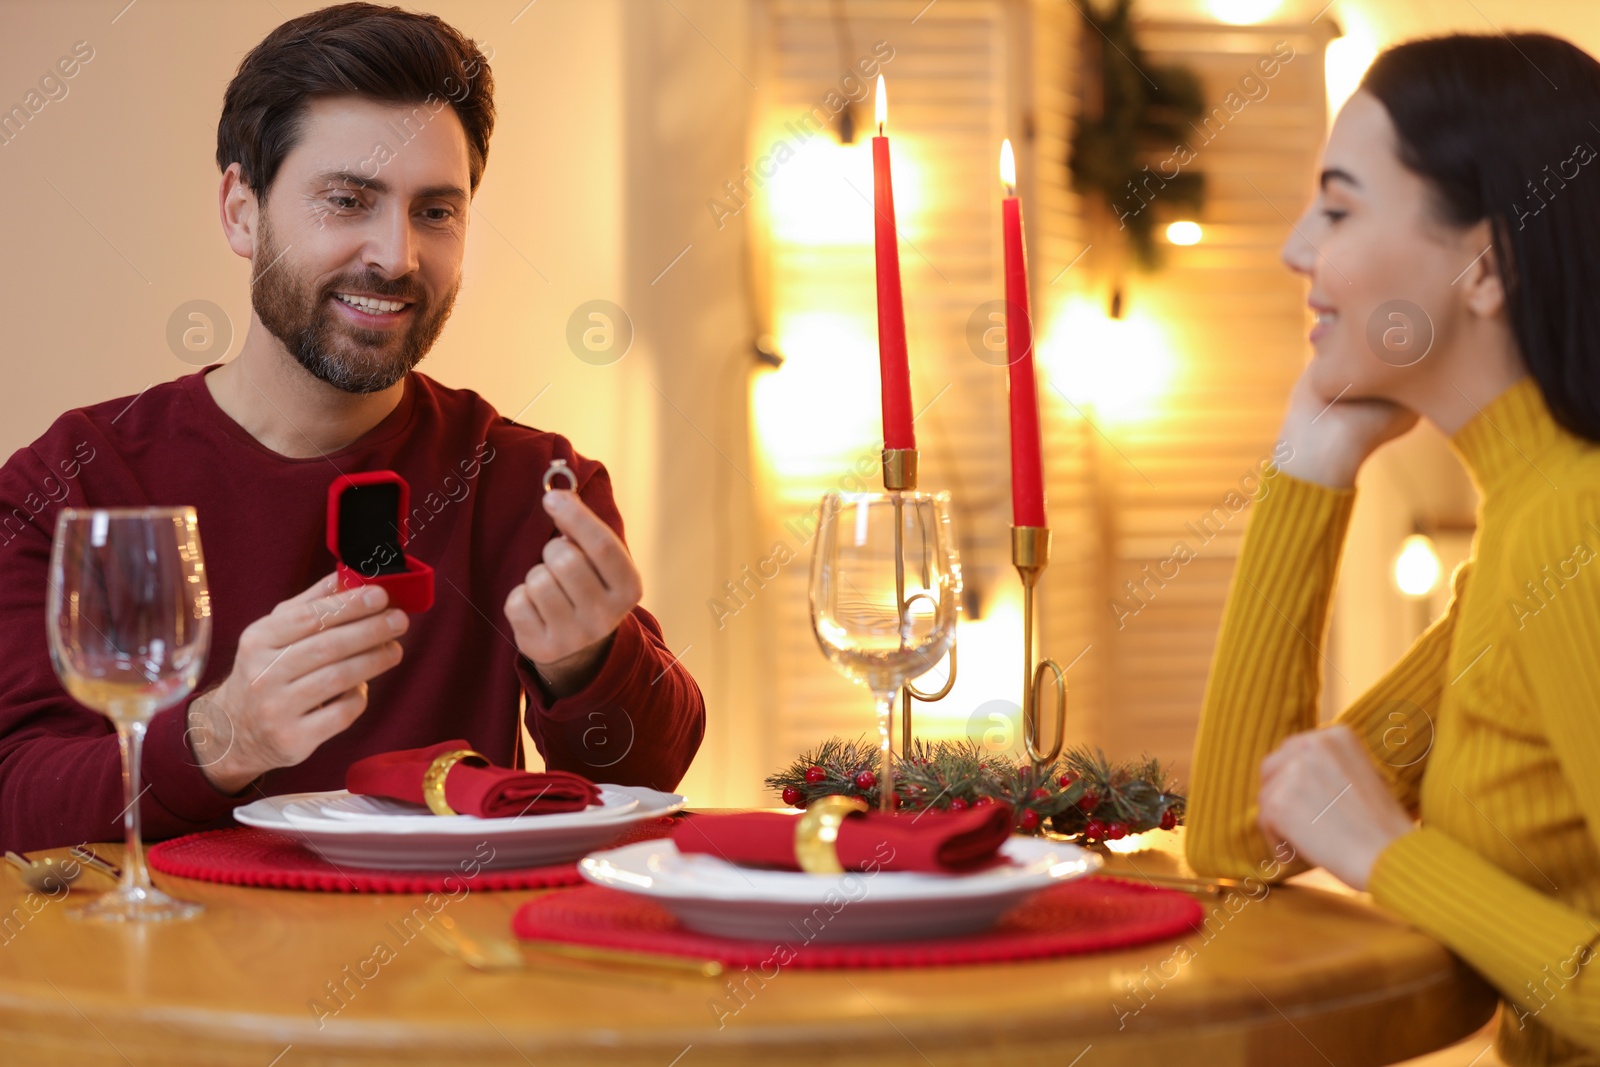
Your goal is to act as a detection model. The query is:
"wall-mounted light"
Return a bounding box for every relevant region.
[1038,296,1174,426]
[1165,220,1202,246]
[1205,0,1282,25]
[765,137,878,246]
[753,334,785,369]
[830,1,861,144]
[751,312,882,472]
[837,104,858,145]
[1393,532,1442,599]
[1325,17,1378,117]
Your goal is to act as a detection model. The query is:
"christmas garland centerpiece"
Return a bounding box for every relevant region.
[767,738,1184,844]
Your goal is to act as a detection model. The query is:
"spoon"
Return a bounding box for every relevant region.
[5,851,82,894]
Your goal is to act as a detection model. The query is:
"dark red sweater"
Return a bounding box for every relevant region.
[0,365,705,851]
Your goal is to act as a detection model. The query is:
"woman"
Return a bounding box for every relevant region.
[1187,32,1600,1065]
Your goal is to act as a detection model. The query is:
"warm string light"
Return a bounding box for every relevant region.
[1166,220,1202,246]
[1393,533,1443,599]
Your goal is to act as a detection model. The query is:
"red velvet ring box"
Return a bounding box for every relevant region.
[326,470,435,612]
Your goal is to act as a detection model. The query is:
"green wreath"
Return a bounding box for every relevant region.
[1069,0,1207,268]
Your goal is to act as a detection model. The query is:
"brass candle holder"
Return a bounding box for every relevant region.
[882,447,957,757]
[1012,526,1066,770]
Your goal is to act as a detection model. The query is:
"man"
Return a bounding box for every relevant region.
[0,3,704,851]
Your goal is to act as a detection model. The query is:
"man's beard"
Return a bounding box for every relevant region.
[250,215,459,394]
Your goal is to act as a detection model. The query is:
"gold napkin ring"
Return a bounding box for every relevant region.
[794,795,869,874]
[422,749,490,816]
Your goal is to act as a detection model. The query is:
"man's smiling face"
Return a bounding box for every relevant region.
[249,94,471,394]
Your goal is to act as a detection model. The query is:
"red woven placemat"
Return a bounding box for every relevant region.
[511,875,1201,968]
[147,818,682,894]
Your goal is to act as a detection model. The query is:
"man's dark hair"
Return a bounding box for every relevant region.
[215,2,495,204]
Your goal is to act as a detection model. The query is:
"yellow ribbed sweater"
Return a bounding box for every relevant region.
[1187,377,1600,1066]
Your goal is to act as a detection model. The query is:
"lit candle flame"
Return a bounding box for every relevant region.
[999,138,1016,194]
[875,74,887,135]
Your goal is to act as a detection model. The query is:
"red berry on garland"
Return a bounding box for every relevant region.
[1058,773,1077,788]
[1083,819,1106,841]
[1105,822,1128,840]
[804,765,827,785]
[1078,790,1101,812]
[1018,809,1040,832]
[1030,787,1051,803]
[781,786,803,807]
[973,795,996,808]
[948,796,969,812]
[854,770,877,791]
[1160,808,1178,831]
[892,792,904,810]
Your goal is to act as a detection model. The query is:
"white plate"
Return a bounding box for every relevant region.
[577,835,1102,942]
[279,787,640,832]
[234,785,685,871]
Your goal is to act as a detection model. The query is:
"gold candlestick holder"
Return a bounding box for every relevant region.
[882,446,957,758]
[1012,526,1066,770]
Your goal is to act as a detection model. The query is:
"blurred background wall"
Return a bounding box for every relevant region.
[3,0,1599,809]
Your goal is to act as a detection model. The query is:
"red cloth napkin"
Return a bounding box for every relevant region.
[345,739,601,818]
[671,803,1014,873]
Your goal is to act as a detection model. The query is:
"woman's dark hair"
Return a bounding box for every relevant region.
[1362,34,1600,442]
[216,2,494,204]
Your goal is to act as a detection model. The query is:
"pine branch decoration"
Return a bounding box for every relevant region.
[766,737,1185,843]
[1068,0,1208,268]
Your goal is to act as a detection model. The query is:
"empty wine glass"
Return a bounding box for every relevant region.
[809,491,960,812]
[46,507,212,921]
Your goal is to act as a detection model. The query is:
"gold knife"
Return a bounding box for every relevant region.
[1102,870,1249,896]
[519,938,724,978]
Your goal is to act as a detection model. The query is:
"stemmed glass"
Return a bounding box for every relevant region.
[46,507,212,921]
[809,491,960,812]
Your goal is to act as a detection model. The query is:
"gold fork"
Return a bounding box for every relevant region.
[422,915,722,984]
[420,915,525,971]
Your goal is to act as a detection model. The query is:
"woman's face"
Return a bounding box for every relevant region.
[1281,89,1492,403]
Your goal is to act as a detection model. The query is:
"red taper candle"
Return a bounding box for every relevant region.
[1000,139,1047,526]
[872,75,915,451]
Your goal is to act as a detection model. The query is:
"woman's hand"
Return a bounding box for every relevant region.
[1257,725,1415,891]
[1275,367,1418,489]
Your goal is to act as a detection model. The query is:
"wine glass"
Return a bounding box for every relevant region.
[809,491,960,812]
[46,507,212,922]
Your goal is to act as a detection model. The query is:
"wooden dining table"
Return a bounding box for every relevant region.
[0,820,1496,1067]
